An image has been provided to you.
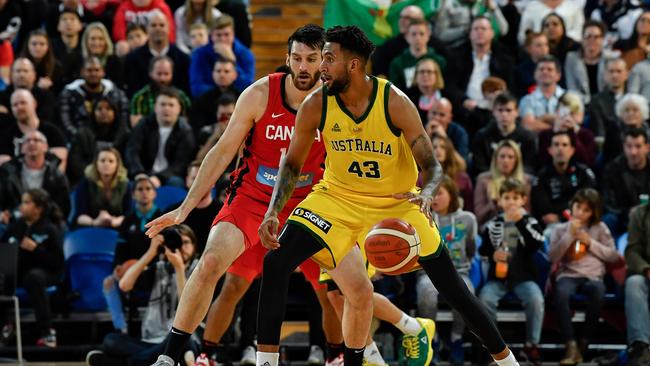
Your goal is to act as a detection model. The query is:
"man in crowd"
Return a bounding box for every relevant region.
[125,88,195,188]
[189,15,254,97]
[471,92,538,174]
[125,10,189,96]
[59,57,129,138]
[446,16,515,128]
[0,89,67,170]
[602,128,650,236]
[189,59,240,137]
[532,131,596,227]
[519,55,565,132]
[0,58,56,122]
[0,130,71,221]
[130,55,191,127]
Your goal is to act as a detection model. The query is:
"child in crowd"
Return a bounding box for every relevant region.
[416,175,477,366]
[189,23,209,51]
[549,188,619,365]
[478,178,545,366]
[1,189,64,348]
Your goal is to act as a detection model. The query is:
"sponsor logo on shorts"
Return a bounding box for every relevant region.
[292,208,332,233]
[256,165,314,188]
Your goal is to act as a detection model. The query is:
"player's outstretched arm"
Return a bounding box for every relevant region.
[388,85,443,225]
[145,79,268,237]
[259,89,323,249]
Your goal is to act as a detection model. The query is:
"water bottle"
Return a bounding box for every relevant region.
[495,245,509,279]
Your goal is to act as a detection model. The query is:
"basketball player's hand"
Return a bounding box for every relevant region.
[259,213,281,250]
[145,208,188,238]
[394,192,434,226]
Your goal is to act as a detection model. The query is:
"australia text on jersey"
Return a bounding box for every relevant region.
[330,138,393,156]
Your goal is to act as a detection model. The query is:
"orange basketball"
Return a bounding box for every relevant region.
[364,218,421,275]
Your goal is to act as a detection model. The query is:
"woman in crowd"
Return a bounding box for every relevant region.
[613,11,650,70]
[474,140,533,226]
[603,93,650,162]
[430,134,473,211]
[72,147,130,229]
[538,91,596,167]
[81,22,124,88]
[542,13,580,79]
[20,29,64,93]
[548,188,619,365]
[174,0,221,54]
[67,97,129,186]
[406,57,446,124]
[1,189,64,348]
[417,175,477,366]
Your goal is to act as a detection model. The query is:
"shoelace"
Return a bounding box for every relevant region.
[402,335,420,359]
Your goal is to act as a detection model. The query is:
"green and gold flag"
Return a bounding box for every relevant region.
[324,0,440,46]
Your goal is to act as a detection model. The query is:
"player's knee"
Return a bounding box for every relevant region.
[198,249,226,279]
[220,277,249,303]
[346,279,373,308]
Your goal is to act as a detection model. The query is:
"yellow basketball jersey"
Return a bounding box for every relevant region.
[316,76,418,197]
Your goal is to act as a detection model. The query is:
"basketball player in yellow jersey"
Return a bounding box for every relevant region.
[256,25,521,366]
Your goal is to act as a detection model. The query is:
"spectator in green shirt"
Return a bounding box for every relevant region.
[388,18,446,91]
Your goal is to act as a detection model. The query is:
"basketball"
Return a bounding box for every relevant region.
[364,218,421,275]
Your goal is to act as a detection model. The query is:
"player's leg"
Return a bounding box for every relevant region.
[327,247,374,366]
[158,222,246,364]
[200,243,268,361]
[200,273,252,360]
[256,223,329,358]
[389,200,518,366]
[419,250,519,365]
[301,260,344,365]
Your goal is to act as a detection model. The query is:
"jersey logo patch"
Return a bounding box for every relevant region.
[292,208,332,233]
[271,112,285,119]
[332,123,341,132]
[256,165,314,188]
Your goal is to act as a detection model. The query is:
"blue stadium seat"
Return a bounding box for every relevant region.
[154,186,188,210]
[64,228,119,311]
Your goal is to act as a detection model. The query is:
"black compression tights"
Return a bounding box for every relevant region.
[420,248,507,354]
[257,223,324,345]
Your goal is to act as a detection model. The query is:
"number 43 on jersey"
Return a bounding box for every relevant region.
[348,161,381,178]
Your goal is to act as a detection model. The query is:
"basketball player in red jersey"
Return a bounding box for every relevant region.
[144,25,342,366]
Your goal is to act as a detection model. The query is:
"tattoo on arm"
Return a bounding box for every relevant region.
[269,163,301,214]
[411,134,443,196]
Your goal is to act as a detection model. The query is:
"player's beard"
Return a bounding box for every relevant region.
[292,70,320,91]
[326,71,350,95]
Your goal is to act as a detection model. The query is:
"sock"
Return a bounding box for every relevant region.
[494,350,519,366]
[326,342,344,362]
[202,340,218,358]
[393,313,421,335]
[256,351,279,366]
[363,342,385,365]
[163,326,192,363]
[344,346,365,366]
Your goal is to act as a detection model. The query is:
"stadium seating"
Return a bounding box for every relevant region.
[154,185,188,211]
[64,228,119,311]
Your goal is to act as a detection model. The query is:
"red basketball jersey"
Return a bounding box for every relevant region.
[227,73,325,203]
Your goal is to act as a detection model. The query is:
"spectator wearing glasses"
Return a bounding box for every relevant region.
[564,21,608,104]
[405,57,446,124]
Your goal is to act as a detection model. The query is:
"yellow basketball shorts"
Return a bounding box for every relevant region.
[285,188,443,271]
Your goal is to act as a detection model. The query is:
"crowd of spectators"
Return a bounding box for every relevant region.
[1,0,650,365]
